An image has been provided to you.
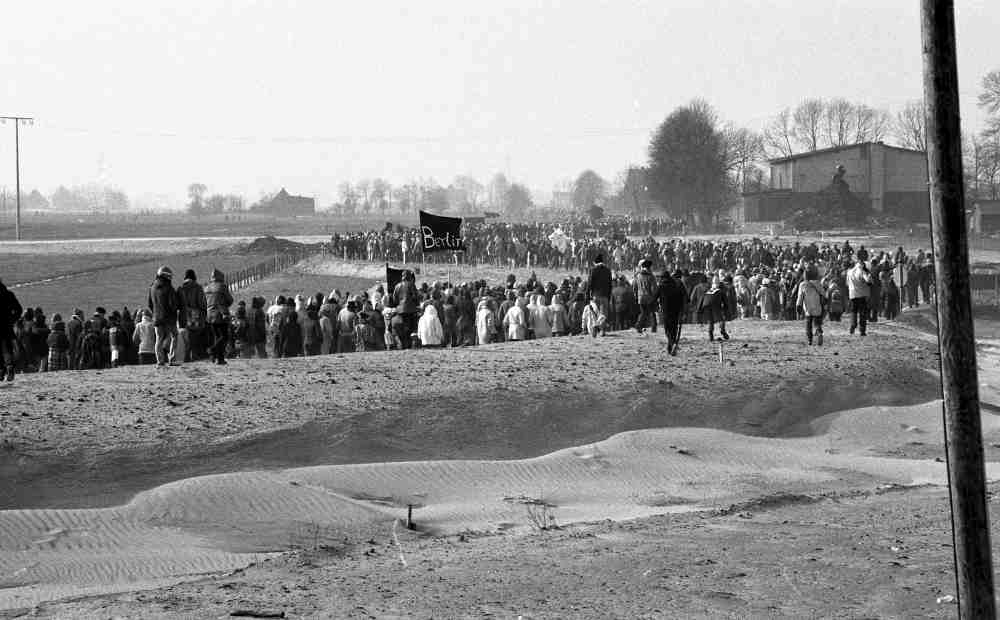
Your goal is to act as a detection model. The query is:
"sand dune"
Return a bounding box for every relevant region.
[2,399,996,611]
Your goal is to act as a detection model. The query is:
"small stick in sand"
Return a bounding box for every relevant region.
[392,519,408,568]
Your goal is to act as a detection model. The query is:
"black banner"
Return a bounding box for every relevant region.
[419,210,465,253]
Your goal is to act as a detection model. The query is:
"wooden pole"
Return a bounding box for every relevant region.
[921,1,996,617]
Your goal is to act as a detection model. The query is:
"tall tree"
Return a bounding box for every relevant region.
[571,169,607,210]
[371,178,391,215]
[505,183,533,218]
[792,99,826,151]
[979,69,1000,136]
[647,99,729,227]
[853,104,891,143]
[763,108,795,158]
[187,183,207,216]
[338,182,357,216]
[723,126,766,193]
[822,98,856,147]
[894,100,926,150]
[452,175,484,213]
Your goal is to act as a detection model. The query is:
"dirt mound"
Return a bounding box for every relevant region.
[243,236,319,254]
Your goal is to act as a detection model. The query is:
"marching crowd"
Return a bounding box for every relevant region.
[0,232,937,382]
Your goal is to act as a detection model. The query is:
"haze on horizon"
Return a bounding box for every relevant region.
[1,0,997,209]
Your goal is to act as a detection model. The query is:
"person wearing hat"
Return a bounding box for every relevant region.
[66,308,84,369]
[587,254,612,336]
[147,265,182,366]
[177,269,207,362]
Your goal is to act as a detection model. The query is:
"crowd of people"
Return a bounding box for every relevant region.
[0,228,939,382]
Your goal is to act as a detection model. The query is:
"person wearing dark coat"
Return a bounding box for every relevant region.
[246,297,268,358]
[177,269,208,361]
[657,270,687,356]
[204,268,234,365]
[0,278,23,381]
[698,276,730,341]
[587,254,613,335]
[280,310,303,357]
[688,274,709,324]
[147,266,183,366]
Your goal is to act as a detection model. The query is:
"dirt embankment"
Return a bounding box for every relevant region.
[1,320,941,511]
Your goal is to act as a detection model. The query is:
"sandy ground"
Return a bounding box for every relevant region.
[2,253,1000,617]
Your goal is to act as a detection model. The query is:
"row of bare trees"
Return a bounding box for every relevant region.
[331,174,534,217]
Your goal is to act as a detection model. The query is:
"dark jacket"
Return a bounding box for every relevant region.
[147,276,182,328]
[0,284,23,341]
[393,281,420,314]
[177,279,208,329]
[633,269,658,306]
[698,287,729,323]
[587,263,613,298]
[204,274,234,325]
[657,274,687,321]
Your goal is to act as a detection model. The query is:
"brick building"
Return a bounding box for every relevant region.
[252,188,315,216]
[737,142,929,225]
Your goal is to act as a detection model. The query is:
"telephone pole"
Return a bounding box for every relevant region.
[1,116,33,241]
[921,1,996,617]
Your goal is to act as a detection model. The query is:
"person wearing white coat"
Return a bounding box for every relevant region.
[417,303,444,348]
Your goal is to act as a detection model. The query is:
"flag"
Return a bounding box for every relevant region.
[419,210,465,253]
[548,227,570,253]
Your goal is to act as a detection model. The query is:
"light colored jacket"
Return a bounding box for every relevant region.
[502,304,528,341]
[132,316,156,354]
[847,264,872,299]
[796,280,826,317]
[417,305,444,346]
[528,295,552,338]
[581,301,606,335]
[475,302,495,345]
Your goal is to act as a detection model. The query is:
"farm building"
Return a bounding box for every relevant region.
[252,188,315,216]
[736,142,929,226]
[971,200,1000,235]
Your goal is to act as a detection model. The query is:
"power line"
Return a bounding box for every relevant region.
[0,116,34,241]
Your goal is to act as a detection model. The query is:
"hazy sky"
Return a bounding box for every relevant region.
[1,0,997,207]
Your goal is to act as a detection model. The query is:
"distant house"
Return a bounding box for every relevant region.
[971,200,1000,235]
[736,142,929,225]
[253,188,315,216]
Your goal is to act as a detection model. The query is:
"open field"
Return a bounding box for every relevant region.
[3,290,999,617]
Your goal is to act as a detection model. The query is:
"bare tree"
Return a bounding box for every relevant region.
[853,104,891,143]
[979,69,1000,137]
[822,98,855,147]
[964,132,985,201]
[763,108,795,158]
[724,126,766,193]
[894,100,926,151]
[793,99,825,152]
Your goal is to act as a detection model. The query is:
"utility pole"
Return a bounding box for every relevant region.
[921,1,996,618]
[1,116,33,241]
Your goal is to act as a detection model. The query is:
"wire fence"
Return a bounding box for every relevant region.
[226,249,315,292]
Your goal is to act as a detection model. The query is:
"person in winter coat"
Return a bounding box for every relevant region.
[657,270,687,356]
[587,254,613,333]
[204,269,234,364]
[147,266,182,366]
[0,278,22,381]
[567,292,586,336]
[176,269,208,362]
[528,294,552,339]
[280,311,304,357]
[301,305,323,356]
[476,299,497,344]
[756,278,779,321]
[46,318,70,372]
[337,300,359,353]
[441,295,460,347]
[417,303,445,347]
[66,309,83,369]
[246,297,268,358]
[31,312,51,372]
[689,274,710,324]
[796,267,826,346]
[581,297,607,337]
[826,279,846,322]
[319,302,336,354]
[698,276,730,341]
[133,310,157,364]
[846,259,872,337]
[354,311,381,352]
[392,270,420,350]
[633,259,659,335]
[502,295,528,341]
[549,294,569,337]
